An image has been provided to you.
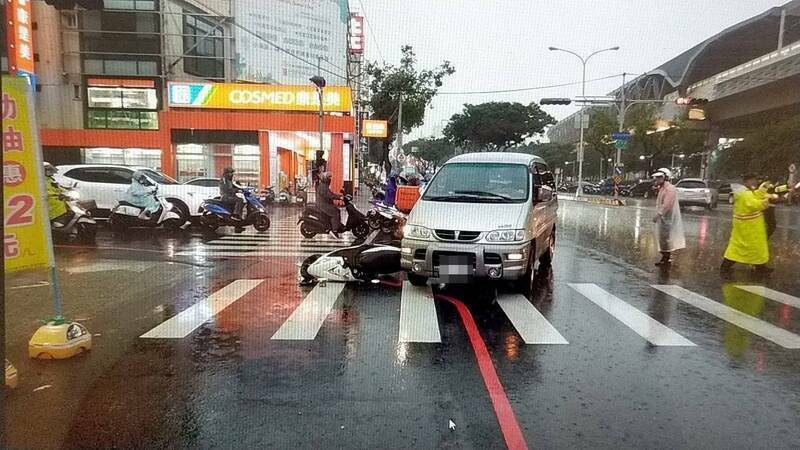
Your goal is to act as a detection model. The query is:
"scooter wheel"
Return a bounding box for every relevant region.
[300,254,321,282]
[353,222,370,239]
[164,218,183,231]
[76,222,97,244]
[109,214,127,232]
[254,214,271,232]
[300,221,317,239]
[367,215,382,230]
[201,214,220,231]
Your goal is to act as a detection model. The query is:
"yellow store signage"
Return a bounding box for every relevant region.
[2,76,54,273]
[168,82,353,113]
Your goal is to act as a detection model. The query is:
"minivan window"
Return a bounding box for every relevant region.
[422,163,529,203]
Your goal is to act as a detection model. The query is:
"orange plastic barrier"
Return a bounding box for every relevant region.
[395,185,421,213]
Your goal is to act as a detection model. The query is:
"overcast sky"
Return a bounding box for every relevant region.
[350,0,787,141]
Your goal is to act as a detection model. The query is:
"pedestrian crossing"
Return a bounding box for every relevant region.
[139,280,800,351]
[174,217,353,259]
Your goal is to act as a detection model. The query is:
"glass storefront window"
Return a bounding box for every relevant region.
[107,110,141,129]
[82,147,162,169]
[176,143,261,184]
[139,112,159,129]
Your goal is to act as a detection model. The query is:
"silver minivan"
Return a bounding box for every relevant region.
[400,152,558,292]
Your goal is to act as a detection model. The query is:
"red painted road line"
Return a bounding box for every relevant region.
[436,294,529,450]
[379,278,404,288]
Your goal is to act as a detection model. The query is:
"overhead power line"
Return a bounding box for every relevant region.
[357,0,386,62]
[437,73,632,95]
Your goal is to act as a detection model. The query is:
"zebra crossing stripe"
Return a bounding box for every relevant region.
[399,282,441,343]
[271,283,346,340]
[735,285,800,309]
[652,285,800,349]
[569,283,695,346]
[495,294,568,344]
[140,279,263,339]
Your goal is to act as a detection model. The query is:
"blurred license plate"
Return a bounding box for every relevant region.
[439,254,471,282]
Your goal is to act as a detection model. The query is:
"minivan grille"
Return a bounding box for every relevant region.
[484,253,502,265]
[434,230,481,241]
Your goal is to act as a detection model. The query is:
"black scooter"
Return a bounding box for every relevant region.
[298,193,370,239]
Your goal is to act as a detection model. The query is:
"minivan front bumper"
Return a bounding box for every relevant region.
[400,238,530,282]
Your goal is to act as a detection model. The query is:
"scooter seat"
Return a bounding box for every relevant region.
[204,199,229,207]
[118,201,137,207]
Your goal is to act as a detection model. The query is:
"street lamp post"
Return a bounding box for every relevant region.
[548,46,619,198]
[310,74,327,169]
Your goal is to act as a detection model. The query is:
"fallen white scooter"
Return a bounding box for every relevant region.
[299,243,402,285]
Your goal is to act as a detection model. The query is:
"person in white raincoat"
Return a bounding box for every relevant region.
[651,168,685,266]
[124,171,161,219]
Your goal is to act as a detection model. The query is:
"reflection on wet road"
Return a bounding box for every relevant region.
[4,202,800,448]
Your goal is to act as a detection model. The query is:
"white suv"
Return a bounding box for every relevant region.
[675,178,719,210]
[54,165,219,221]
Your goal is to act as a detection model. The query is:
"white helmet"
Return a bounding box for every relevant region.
[652,168,672,179]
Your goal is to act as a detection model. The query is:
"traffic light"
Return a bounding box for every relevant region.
[540,98,572,105]
[44,0,104,10]
[675,97,709,106]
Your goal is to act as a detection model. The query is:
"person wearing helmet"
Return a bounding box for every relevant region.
[721,174,780,275]
[219,167,244,219]
[124,170,161,219]
[651,168,685,266]
[43,162,69,221]
[316,171,343,238]
[385,170,398,206]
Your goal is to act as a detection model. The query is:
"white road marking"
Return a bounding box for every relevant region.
[271,283,346,340]
[399,282,441,343]
[569,283,696,346]
[140,279,263,339]
[652,285,800,349]
[174,250,336,258]
[495,294,568,344]
[66,259,155,274]
[736,285,800,309]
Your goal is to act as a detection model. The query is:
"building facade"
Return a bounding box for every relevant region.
[7,0,357,192]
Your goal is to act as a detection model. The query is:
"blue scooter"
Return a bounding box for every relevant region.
[199,188,271,232]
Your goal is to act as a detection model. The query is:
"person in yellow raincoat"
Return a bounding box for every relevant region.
[721,174,780,275]
[44,162,68,220]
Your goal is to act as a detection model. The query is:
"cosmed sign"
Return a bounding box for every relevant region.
[2,76,54,272]
[168,82,353,113]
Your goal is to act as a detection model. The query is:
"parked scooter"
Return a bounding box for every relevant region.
[51,187,97,243]
[109,189,184,231]
[367,200,407,235]
[298,193,370,239]
[260,186,276,206]
[299,243,401,284]
[200,188,271,232]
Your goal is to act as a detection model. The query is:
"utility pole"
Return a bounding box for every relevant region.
[317,57,324,159]
[616,72,626,167]
[397,94,404,166]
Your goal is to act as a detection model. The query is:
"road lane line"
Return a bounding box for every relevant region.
[736,285,800,309]
[652,285,800,349]
[495,294,568,344]
[141,279,263,339]
[570,283,696,346]
[271,283,346,340]
[399,282,441,343]
[436,294,528,450]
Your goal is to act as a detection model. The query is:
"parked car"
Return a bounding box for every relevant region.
[184,177,220,188]
[401,152,557,294]
[54,165,219,221]
[675,178,719,209]
[714,181,744,204]
[626,180,656,198]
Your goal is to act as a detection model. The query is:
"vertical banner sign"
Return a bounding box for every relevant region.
[5,0,37,84]
[349,14,364,54]
[3,76,54,273]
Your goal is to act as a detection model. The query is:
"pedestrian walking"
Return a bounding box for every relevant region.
[721,174,781,275]
[651,168,685,266]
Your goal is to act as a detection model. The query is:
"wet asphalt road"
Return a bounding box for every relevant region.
[3,199,800,449]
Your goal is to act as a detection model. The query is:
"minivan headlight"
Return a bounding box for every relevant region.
[486,229,525,242]
[403,224,432,240]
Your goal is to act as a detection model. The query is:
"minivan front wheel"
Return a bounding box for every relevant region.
[513,245,537,295]
[539,229,555,267]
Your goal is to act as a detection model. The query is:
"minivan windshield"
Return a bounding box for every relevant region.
[423,163,529,203]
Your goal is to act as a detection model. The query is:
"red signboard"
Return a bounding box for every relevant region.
[5,0,35,76]
[349,14,364,55]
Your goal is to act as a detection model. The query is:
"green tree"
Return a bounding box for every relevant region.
[365,46,455,173]
[403,137,454,174]
[443,102,555,152]
[712,114,800,180]
[584,108,617,178]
